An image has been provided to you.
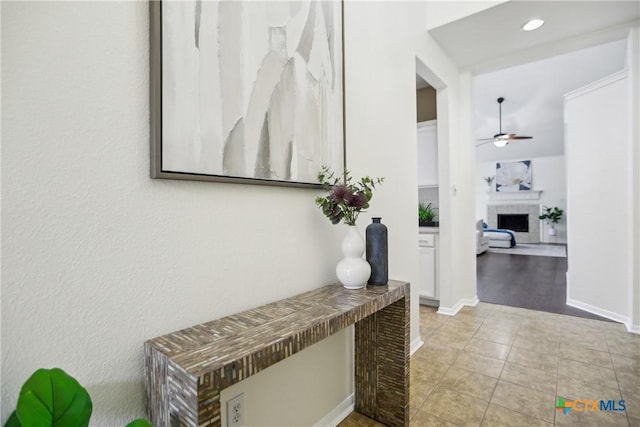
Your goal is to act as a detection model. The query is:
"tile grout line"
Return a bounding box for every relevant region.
[417,305,639,427]
[605,333,632,427]
[489,315,553,425]
[412,308,465,419]
[357,305,639,427]
[420,306,495,425]
[475,305,505,427]
[486,313,559,426]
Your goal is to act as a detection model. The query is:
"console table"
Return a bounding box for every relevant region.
[145,280,410,426]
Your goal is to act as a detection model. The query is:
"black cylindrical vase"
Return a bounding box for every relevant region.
[366,217,388,285]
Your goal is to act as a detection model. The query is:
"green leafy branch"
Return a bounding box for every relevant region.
[315,166,384,226]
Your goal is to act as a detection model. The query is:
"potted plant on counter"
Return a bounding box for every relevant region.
[539,206,564,236]
[419,202,438,227]
[484,175,495,192]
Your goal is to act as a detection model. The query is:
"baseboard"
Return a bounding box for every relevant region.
[566,273,639,334]
[467,297,480,307]
[437,296,479,316]
[419,296,439,307]
[312,336,424,426]
[313,393,354,427]
[626,323,640,335]
[566,297,630,326]
[411,336,424,356]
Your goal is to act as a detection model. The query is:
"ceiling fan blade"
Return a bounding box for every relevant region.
[475,140,495,147]
[479,99,534,145]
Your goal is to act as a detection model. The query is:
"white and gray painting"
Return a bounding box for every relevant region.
[161,1,343,183]
[496,160,532,192]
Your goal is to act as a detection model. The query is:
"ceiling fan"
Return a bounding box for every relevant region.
[477,97,532,147]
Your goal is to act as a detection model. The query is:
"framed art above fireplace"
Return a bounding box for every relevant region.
[496,160,531,192]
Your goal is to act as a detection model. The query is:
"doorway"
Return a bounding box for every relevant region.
[415,58,453,312]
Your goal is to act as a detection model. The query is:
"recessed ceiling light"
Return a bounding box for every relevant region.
[522,19,545,31]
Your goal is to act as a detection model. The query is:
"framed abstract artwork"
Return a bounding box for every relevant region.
[496,160,532,192]
[150,1,345,188]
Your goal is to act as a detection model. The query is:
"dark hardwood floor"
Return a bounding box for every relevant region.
[476,252,611,321]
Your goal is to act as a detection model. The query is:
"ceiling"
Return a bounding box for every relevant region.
[416,75,430,90]
[429,1,639,74]
[474,39,627,162]
[424,0,639,163]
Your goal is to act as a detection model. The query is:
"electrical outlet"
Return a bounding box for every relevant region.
[226,393,245,427]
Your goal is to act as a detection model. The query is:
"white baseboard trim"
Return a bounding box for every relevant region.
[313,338,425,426]
[314,393,354,427]
[566,297,630,326]
[626,323,640,335]
[411,336,424,356]
[467,297,480,307]
[566,272,639,334]
[437,297,479,316]
[419,296,439,307]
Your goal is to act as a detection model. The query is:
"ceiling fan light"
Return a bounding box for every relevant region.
[522,19,544,32]
[494,136,509,148]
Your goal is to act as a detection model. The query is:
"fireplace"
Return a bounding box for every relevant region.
[498,214,529,232]
[487,204,540,243]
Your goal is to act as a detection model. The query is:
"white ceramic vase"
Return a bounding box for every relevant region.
[336,226,371,289]
[548,225,557,236]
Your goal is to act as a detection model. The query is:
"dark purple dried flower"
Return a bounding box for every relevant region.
[347,192,367,209]
[331,184,351,201]
[316,167,384,226]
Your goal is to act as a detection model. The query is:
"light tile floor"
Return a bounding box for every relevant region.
[338,303,640,426]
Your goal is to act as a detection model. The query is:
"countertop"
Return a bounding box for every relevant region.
[419,226,439,234]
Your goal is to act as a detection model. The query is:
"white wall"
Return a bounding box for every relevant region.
[475,156,567,244]
[343,0,429,351]
[415,35,477,313]
[628,27,640,333]
[1,1,438,425]
[564,70,632,326]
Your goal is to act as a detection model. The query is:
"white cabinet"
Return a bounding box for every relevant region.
[417,120,438,188]
[418,233,438,301]
[418,246,436,299]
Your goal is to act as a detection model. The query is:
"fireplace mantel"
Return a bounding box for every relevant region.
[488,190,542,202]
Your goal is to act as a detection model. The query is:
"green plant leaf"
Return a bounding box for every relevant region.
[125,419,154,427]
[4,411,21,427]
[16,368,92,427]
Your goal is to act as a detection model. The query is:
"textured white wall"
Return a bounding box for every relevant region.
[414,33,477,312]
[1,2,349,425]
[475,155,568,244]
[565,71,632,324]
[629,27,640,333]
[1,1,442,425]
[343,1,429,344]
